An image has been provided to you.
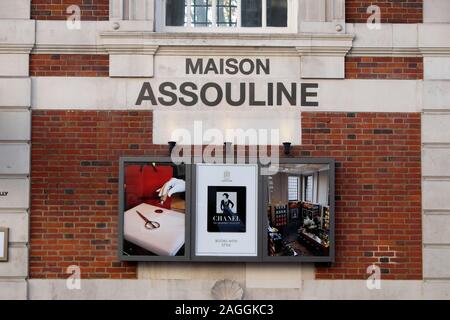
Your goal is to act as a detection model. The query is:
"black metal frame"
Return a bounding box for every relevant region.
[118,156,335,263]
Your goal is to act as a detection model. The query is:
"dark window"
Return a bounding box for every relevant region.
[241,0,262,27]
[166,0,186,26]
[267,0,287,27]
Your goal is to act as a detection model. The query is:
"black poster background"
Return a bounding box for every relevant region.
[207,186,246,233]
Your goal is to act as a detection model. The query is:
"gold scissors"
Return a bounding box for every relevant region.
[136,210,160,230]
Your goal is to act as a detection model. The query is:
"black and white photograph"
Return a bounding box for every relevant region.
[207,186,246,233]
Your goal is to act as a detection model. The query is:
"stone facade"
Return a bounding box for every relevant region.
[0,0,450,299]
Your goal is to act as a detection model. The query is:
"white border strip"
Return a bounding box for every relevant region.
[31,77,423,113]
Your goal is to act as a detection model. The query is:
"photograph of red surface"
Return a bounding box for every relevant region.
[122,162,186,257]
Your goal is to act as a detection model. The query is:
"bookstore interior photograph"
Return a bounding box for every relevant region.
[267,163,331,257]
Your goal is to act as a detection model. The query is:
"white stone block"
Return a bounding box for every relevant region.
[153,109,302,145]
[130,0,155,21]
[28,279,215,300]
[0,20,35,46]
[0,54,29,77]
[35,21,154,50]
[0,144,30,175]
[0,110,30,141]
[424,247,450,279]
[423,180,450,210]
[351,24,393,49]
[0,178,29,209]
[423,280,450,299]
[300,280,423,299]
[424,0,450,23]
[109,54,154,77]
[31,77,128,109]
[0,0,30,19]
[315,79,421,112]
[0,280,27,300]
[422,114,450,143]
[31,77,422,113]
[300,0,326,22]
[424,215,450,244]
[0,78,30,108]
[419,24,450,48]
[138,262,246,280]
[299,21,344,34]
[245,288,301,299]
[24,279,450,299]
[301,56,344,79]
[423,148,450,176]
[35,21,99,48]
[393,24,419,48]
[0,245,28,278]
[245,263,303,288]
[423,81,450,110]
[0,212,28,243]
[424,57,450,80]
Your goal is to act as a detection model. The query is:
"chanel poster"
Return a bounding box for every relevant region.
[207,186,246,233]
[195,164,258,258]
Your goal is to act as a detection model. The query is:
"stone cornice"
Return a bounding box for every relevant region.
[348,47,422,57]
[419,47,450,57]
[0,20,35,54]
[31,45,106,54]
[99,31,354,57]
[102,44,159,55]
[99,31,355,42]
[0,43,35,54]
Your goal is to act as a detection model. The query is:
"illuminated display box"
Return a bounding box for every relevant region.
[118,157,334,262]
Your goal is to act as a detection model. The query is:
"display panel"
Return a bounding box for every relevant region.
[193,163,260,260]
[264,158,335,262]
[119,157,190,261]
[118,157,334,262]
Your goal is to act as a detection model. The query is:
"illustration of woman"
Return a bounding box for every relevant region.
[220,193,235,215]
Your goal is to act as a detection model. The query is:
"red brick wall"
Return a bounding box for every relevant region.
[31,0,109,20]
[346,57,423,80]
[30,54,109,77]
[346,0,423,23]
[30,111,422,280]
[31,111,167,279]
[299,112,422,280]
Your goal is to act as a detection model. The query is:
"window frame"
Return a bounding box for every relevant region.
[303,174,313,203]
[157,0,298,33]
[287,175,299,202]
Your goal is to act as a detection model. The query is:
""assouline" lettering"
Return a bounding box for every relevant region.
[135,58,319,107]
